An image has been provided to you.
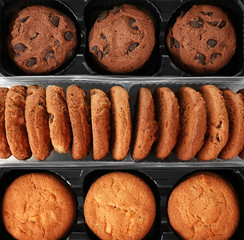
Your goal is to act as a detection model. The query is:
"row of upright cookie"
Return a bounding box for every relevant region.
[0,84,243,161]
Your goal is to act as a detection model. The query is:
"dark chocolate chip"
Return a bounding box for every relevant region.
[45,50,55,61]
[207,39,217,48]
[207,21,219,26]
[195,53,206,65]
[38,102,45,108]
[51,15,60,27]
[170,37,175,48]
[14,43,27,52]
[113,6,120,14]
[50,114,54,123]
[98,50,103,60]
[56,40,60,47]
[216,133,220,142]
[101,33,106,40]
[217,121,222,129]
[174,39,180,48]
[129,18,138,30]
[30,33,39,40]
[180,10,186,18]
[26,58,37,67]
[190,18,203,28]
[201,11,213,16]
[20,16,29,23]
[64,31,73,41]
[129,42,139,52]
[97,11,109,22]
[218,20,226,28]
[92,46,98,55]
[104,45,110,55]
[66,49,75,59]
[211,53,222,63]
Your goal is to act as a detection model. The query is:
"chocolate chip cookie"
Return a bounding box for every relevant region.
[25,86,52,161]
[167,5,236,75]
[89,4,155,73]
[5,86,32,160]
[237,89,244,159]
[8,5,77,74]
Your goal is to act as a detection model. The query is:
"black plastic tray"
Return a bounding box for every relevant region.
[0,0,243,76]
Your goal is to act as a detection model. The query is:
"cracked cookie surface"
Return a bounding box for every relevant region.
[84,172,156,240]
[168,173,240,240]
[89,4,155,73]
[2,173,76,240]
[167,5,236,74]
[8,5,77,74]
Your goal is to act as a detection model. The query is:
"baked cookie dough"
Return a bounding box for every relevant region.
[84,172,156,240]
[8,5,77,74]
[167,5,236,75]
[238,89,244,159]
[89,4,155,73]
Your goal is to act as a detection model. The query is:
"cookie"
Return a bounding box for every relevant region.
[66,85,91,160]
[84,172,156,240]
[109,86,132,160]
[90,89,111,160]
[0,88,11,159]
[132,88,158,161]
[5,86,31,160]
[46,86,71,154]
[2,173,76,240]
[197,85,229,161]
[238,89,244,159]
[219,89,244,160]
[89,4,155,73]
[8,5,77,74]
[174,87,207,161]
[153,87,180,160]
[168,172,240,240]
[167,5,236,74]
[25,86,52,161]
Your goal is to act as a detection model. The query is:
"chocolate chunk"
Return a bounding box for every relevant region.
[101,33,106,40]
[113,6,120,14]
[50,114,54,123]
[201,11,213,16]
[216,133,220,142]
[14,43,27,52]
[129,18,138,30]
[207,39,217,48]
[170,37,175,48]
[26,57,37,67]
[218,20,226,28]
[217,121,222,129]
[45,51,55,61]
[195,53,206,65]
[104,45,110,55]
[180,10,186,18]
[129,42,139,52]
[20,16,29,23]
[207,21,219,26]
[56,40,60,47]
[66,49,75,59]
[97,11,109,22]
[51,15,60,27]
[211,53,222,63]
[30,33,39,40]
[38,102,45,108]
[190,18,203,28]
[174,39,180,48]
[98,50,103,60]
[64,31,73,41]
[92,46,98,55]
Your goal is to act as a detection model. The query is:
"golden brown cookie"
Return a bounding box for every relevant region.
[197,85,229,161]
[90,89,111,160]
[238,89,244,159]
[25,86,52,161]
[153,87,180,160]
[46,86,71,154]
[0,88,11,159]
[66,85,91,160]
[2,173,76,240]
[168,172,240,240]
[219,89,244,160]
[84,172,156,240]
[5,86,31,160]
[174,87,207,161]
[89,4,155,73]
[132,88,158,161]
[109,86,132,160]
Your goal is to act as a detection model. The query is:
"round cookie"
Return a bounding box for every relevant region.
[168,172,240,240]
[153,87,180,160]
[84,172,156,240]
[219,89,244,160]
[197,85,229,161]
[89,4,155,73]
[174,87,207,161]
[132,88,158,161]
[238,89,244,159]
[109,86,132,160]
[8,5,77,74]
[167,5,236,75]
[2,173,76,240]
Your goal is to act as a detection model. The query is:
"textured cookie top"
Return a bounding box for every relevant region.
[2,173,76,240]
[167,5,236,74]
[8,5,77,74]
[168,173,240,240]
[84,172,156,240]
[89,4,155,73]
